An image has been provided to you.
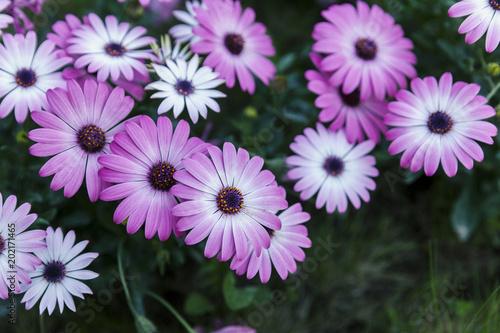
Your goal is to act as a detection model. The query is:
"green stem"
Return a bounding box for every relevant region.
[117,242,140,318]
[145,290,197,333]
[429,241,444,333]
[465,285,500,332]
[486,80,500,101]
[39,312,45,333]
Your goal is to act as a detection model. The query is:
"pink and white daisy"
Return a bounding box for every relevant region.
[0,193,46,299]
[28,79,135,202]
[286,124,378,214]
[171,142,288,261]
[449,0,500,52]
[306,52,388,143]
[98,116,210,241]
[0,31,71,123]
[190,0,276,94]
[230,202,311,283]
[67,13,155,82]
[169,0,205,44]
[385,72,498,177]
[146,54,226,123]
[20,227,98,315]
[312,1,416,101]
[0,1,14,34]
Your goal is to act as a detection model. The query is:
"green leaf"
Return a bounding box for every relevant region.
[451,183,480,242]
[135,315,157,333]
[222,272,272,311]
[184,292,215,316]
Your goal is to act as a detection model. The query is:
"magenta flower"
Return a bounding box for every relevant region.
[0,1,13,34]
[312,1,416,101]
[287,124,378,213]
[67,13,155,82]
[449,0,500,52]
[306,53,388,143]
[385,72,498,177]
[20,227,98,315]
[0,31,71,123]
[171,142,288,261]
[28,79,134,202]
[230,202,311,283]
[190,0,276,94]
[46,14,85,59]
[4,0,45,33]
[98,116,209,241]
[0,193,46,299]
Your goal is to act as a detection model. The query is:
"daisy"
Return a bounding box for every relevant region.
[151,34,192,64]
[67,13,155,82]
[146,54,226,123]
[286,123,378,214]
[0,193,46,299]
[0,0,13,34]
[20,227,98,315]
[312,1,416,101]
[449,0,500,52]
[230,202,312,283]
[385,72,498,177]
[306,52,388,143]
[169,0,205,44]
[0,31,72,123]
[28,79,135,202]
[190,0,276,94]
[98,116,210,241]
[171,142,288,261]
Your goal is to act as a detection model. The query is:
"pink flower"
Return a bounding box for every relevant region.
[0,1,14,34]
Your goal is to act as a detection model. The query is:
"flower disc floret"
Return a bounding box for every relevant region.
[217,187,244,215]
[149,162,176,191]
[15,68,37,87]
[78,125,106,153]
[427,111,453,135]
[42,261,66,283]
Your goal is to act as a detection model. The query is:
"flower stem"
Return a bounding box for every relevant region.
[464,285,500,332]
[117,242,140,319]
[429,241,444,333]
[486,80,500,101]
[39,312,45,333]
[145,290,197,333]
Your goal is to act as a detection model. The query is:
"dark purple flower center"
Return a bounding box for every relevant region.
[77,125,106,153]
[43,260,66,283]
[217,187,244,215]
[427,111,453,135]
[490,0,500,10]
[175,80,195,96]
[264,227,275,238]
[15,68,37,87]
[149,162,176,192]
[324,156,344,176]
[355,38,377,60]
[340,88,361,107]
[0,235,5,256]
[105,42,126,57]
[224,33,245,55]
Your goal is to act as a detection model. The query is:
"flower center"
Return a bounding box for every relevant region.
[324,156,344,176]
[0,235,5,256]
[355,38,377,60]
[175,80,195,96]
[148,162,176,192]
[340,88,361,107]
[77,125,106,153]
[15,68,37,87]
[490,0,500,10]
[264,227,275,238]
[217,187,244,215]
[105,42,126,57]
[42,260,66,283]
[427,111,453,135]
[224,33,245,55]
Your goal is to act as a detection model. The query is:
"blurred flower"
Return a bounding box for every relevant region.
[0,0,13,34]
[169,0,205,44]
[312,0,416,101]
[231,202,311,283]
[449,0,500,53]
[286,123,378,213]
[171,142,288,261]
[67,13,155,82]
[306,52,388,143]
[98,116,210,241]
[146,54,226,123]
[46,13,85,59]
[28,80,135,202]
[5,0,45,33]
[191,0,276,94]
[0,31,71,123]
[385,72,498,177]
[212,325,256,333]
[20,227,98,315]
[0,193,46,299]
[151,34,192,64]
[487,62,500,76]
[118,0,174,7]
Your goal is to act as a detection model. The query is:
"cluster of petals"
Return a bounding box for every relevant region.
[385,72,498,177]
[0,0,13,34]
[4,0,45,33]
[0,193,46,299]
[169,0,205,44]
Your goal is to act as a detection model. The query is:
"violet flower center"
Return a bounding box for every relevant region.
[149,162,176,192]
[77,125,106,153]
[43,261,66,283]
[427,111,453,135]
[340,88,361,107]
[490,0,500,10]
[217,187,244,215]
[224,33,245,55]
[355,38,377,60]
[0,235,5,256]
[105,42,126,57]
[264,226,275,238]
[175,80,195,96]
[324,156,344,176]
[15,68,37,87]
